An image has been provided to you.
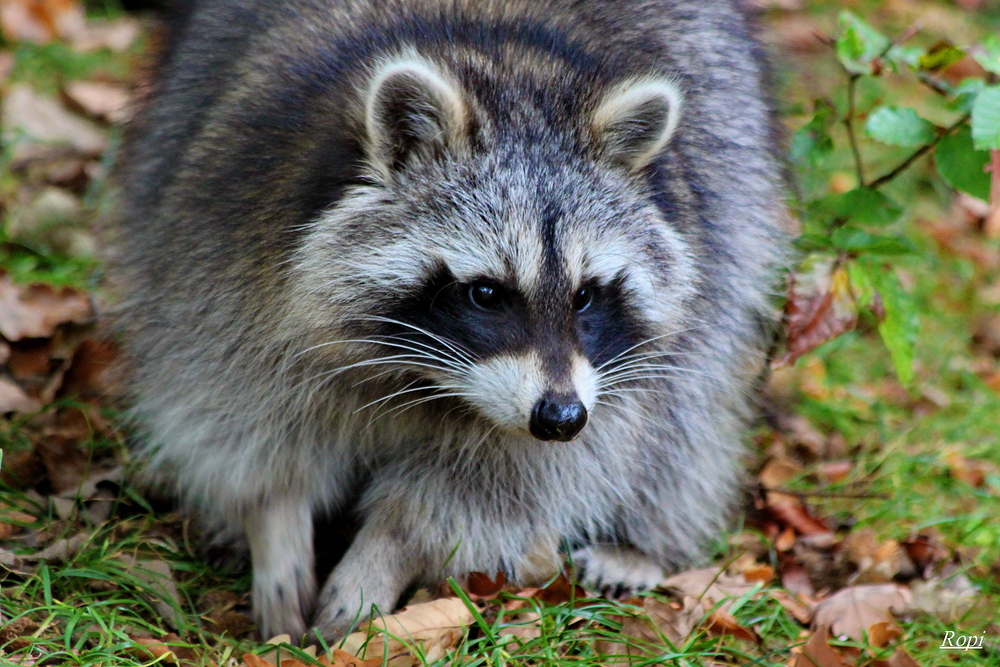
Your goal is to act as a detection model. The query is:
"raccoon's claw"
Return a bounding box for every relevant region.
[571,545,665,600]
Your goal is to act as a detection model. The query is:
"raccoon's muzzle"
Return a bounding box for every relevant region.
[529,393,588,441]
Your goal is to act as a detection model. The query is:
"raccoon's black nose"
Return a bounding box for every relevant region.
[530,395,588,442]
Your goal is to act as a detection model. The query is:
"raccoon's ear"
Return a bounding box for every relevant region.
[364,58,469,178]
[590,78,683,173]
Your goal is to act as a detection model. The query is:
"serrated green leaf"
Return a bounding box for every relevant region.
[867,266,918,386]
[836,12,890,75]
[971,85,1000,150]
[918,42,966,71]
[791,101,836,166]
[794,234,834,252]
[865,106,937,147]
[887,45,925,69]
[972,34,1000,75]
[831,227,917,256]
[810,188,903,227]
[948,79,985,114]
[935,126,991,201]
[846,261,875,308]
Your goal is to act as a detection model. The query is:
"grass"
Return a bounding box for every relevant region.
[2,0,1000,665]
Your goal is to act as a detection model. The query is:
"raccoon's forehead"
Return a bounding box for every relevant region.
[401,171,672,296]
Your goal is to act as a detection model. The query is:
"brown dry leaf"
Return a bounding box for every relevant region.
[741,563,775,584]
[817,461,852,484]
[326,649,384,667]
[69,16,140,52]
[0,0,86,44]
[767,499,834,539]
[0,509,35,539]
[908,570,979,621]
[0,273,92,341]
[340,597,476,666]
[130,634,197,664]
[705,608,759,643]
[62,80,130,124]
[595,595,702,659]
[497,610,542,644]
[22,531,89,563]
[659,567,758,612]
[789,627,852,667]
[867,621,902,648]
[243,654,277,667]
[60,338,121,398]
[466,571,506,599]
[942,447,992,488]
[2,85,108,160]
[0,377,43,414]
[771,589,815,624]
[115,555,183,627]
[812,584,911,641]
[778,258,858,367]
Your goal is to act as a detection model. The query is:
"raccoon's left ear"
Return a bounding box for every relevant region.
[590,78,683,173]
[364,57,470,179]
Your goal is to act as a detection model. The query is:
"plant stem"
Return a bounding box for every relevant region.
[844,74,866,187]
[866,113,970,189]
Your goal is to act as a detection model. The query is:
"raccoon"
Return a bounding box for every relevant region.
[109,0,788,640]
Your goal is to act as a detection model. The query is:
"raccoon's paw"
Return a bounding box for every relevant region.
[253,559,316,641]
[570,545,665,599]
[312,564,403,640]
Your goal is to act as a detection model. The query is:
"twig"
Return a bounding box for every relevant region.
[866,113,971,189]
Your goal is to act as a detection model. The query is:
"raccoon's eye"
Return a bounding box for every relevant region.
[574,285,596,313]
[468,281,505,311]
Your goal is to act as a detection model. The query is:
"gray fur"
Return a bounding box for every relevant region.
[108,0,789,639]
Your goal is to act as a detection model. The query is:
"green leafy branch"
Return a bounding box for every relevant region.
[783,12,1000,386]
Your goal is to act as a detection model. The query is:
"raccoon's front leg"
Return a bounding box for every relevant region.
[313,522,421,640]
[571,545,665,599]
[245,498,317,640]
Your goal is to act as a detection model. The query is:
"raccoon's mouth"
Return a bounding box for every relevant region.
[528,394,588,442]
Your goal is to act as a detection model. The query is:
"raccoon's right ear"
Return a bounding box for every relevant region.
[364,57,470,179]
[590,78,683,173]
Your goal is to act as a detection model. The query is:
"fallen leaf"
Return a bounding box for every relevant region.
[23,531,89,563]
[69,16,140,52]
[496,610,542,644]
[114,555,184,627]
[908,570,979,620]
[790,627,852,667]
[595,595,702,658]
[812,584,911,641]
[325,649,384,667]
[705,608,759,643]
[778,258,859,366]
[0,273,92,341]
[130,633,197,664]
[340,597,476,666]
[0,377,43,414]
[867,621,902,648]
[466,571,506,599]
[0,0,86,44]
[62,80,130,124]
[2,84,108,160]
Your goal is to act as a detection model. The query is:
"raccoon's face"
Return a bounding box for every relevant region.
[300,55,694,442]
